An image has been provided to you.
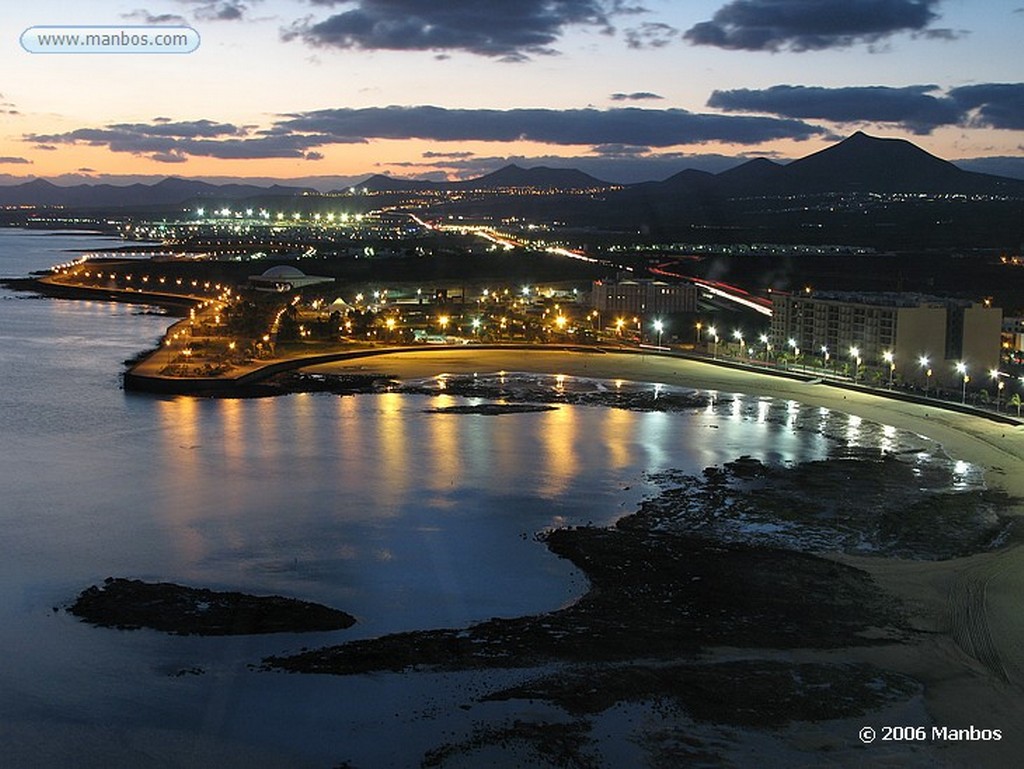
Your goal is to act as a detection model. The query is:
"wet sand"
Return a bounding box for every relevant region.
[306,348,1024,765]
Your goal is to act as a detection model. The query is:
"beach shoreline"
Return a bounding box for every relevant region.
[302,348,1024,765]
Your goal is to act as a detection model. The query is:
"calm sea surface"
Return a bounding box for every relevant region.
[0,227,956,766]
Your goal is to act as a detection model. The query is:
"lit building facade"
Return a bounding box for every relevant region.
[591,279,696,317]
[770,291,1002,387]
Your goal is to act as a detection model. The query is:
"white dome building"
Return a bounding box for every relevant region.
[248,265,333,292]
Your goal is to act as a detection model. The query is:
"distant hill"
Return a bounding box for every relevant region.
[2,134,1022,244]
[351,164,610,193]
[346,174,440,193]
[0,176,317,208]
[770,132,1008,194]
[626,132,1024,201]
[455,164,607,190]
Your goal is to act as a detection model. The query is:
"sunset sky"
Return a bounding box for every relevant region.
[3,0,1023,188]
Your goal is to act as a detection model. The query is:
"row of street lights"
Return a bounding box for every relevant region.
[699,328,1007,408]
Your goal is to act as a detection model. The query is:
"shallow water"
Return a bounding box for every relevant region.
[0,227,976,766]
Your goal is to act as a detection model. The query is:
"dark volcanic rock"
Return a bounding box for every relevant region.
[643,453,1016,559]
[70,578,356,635]
[424,403,558,415]
[485,660,919,727]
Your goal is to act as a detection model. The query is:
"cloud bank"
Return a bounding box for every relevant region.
[685,0,947,52]
[708,82,1024,133]
[26,105,826,163]
[285,0,625,61]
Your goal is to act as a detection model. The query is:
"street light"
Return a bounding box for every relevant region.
[732,329,744,358]
[991,369,1005,410]
[919,355,931,397]
[883,351,895,388]
[849,346,861,383]
[821,345,830,371]
[956,361,968,403]
[709,325,718,358]
[654,319,664,349]
[696,322,703,344]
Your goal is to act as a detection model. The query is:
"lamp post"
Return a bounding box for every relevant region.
[732,329,744,359]
[991,369,1005,410]
[709,326,718,359]
[919,356,930,397]
[695,322,703,345]
[883,351,895,388]
[849,346,861,383]
[956,362,968,404]
[654,319,664,349]
[821,345,830,372]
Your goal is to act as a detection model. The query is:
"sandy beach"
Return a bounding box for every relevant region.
[306,347,1024,765]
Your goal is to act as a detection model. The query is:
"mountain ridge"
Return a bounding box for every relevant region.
[1,133,1022,208]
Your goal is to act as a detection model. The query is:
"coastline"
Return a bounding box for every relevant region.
[302,347,1024,764]
[13,267,1024,762]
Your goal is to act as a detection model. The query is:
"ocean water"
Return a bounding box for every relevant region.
[0,227,961,767]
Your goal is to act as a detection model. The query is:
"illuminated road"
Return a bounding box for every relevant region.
[651,263,773,317]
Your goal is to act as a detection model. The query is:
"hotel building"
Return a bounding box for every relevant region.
[769,291,1002,387]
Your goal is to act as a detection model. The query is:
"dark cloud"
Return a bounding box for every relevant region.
[304,151,325,160]
[591,143,652,155]
[422,150,476,159]
[285,0,623,61]
[26,122,351,162]
[916,27,963,40]
[277,105,826,146]
[121,9,189,24]
[948,83,1024,130]
[709,84,961,134]
[624,22,678,49]
[150,151,189,163]
[34,144,58,151]
[107,120,245,138]
[685,0,944,52]
[708,82,1024,134]
[0,156,31,164]
[610,91,663,101]
[176,0,252,22]
[77,167,97,173]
